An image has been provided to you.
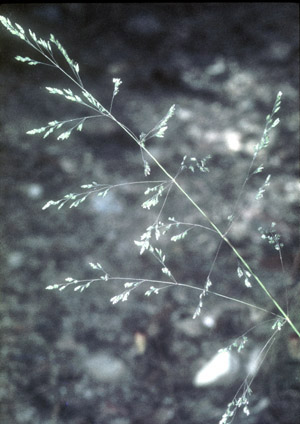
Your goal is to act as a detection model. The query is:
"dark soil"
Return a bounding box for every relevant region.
[0,4,299,424]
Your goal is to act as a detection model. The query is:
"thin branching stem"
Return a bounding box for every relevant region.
[107,118,299,336]
[58,275,281,318]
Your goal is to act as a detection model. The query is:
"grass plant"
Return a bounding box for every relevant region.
[1,15,299,423]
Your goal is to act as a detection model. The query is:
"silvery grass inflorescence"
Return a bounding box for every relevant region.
[1,15,299,424]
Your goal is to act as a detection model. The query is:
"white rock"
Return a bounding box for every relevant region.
[25,183,43,199]
[193,350,239,387]
[85,352,127,383]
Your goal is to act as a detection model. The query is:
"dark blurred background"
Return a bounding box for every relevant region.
[0,3,299,424]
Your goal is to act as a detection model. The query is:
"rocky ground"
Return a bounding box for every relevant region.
[0,4,299,424]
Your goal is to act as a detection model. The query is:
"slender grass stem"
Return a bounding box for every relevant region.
[108,115,300,338]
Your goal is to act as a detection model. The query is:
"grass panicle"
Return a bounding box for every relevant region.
[1,15,299,423]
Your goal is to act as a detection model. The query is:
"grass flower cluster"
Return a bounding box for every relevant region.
[1,15,299,423]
